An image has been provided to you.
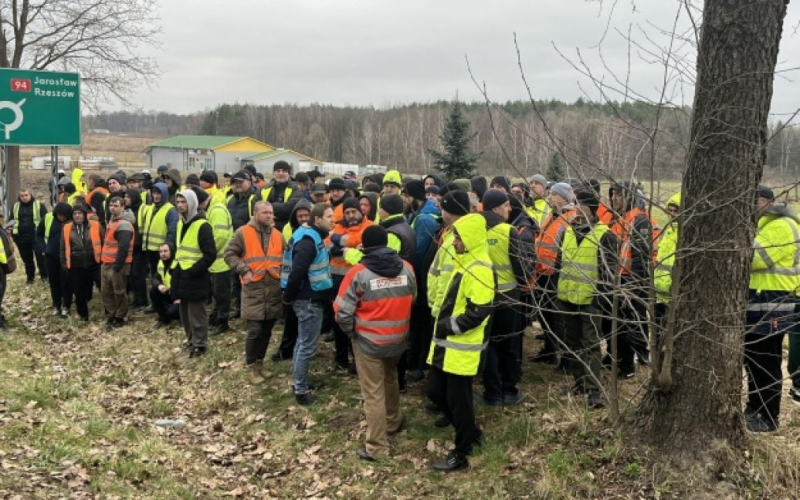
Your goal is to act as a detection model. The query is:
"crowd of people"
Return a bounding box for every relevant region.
[1,161,798,471]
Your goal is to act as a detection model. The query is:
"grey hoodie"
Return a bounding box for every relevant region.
[178,189,198,222]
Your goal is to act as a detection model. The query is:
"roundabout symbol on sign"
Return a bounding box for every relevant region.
[0,98,26,140]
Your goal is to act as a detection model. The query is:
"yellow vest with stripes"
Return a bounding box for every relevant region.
[143,203,174,251]
[486,222,516,293]
[558,223,609,306]
[174,219,210,270]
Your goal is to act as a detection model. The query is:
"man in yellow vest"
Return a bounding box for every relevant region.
[225,201,285,383]
[527,174,550,226]
[197,186,233,336]
[260,161,303,232]
[744,186,800,432]
[142,182,178,304]
[478,190,528,407]
[200,170,225,206]
[171,189,217,358]
[11,189,48,284]
[426,213,495,472]
[150,242,180,328]
[556,190,618,409]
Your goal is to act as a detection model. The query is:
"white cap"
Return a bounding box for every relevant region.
[58,169,66,175]
[141,169,150,174]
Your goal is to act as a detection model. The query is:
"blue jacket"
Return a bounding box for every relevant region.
[409,198,441,270]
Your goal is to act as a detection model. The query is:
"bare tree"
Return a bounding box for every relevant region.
[0,0,159,206]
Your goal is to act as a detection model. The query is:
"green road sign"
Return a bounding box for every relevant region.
[0,68,81,146]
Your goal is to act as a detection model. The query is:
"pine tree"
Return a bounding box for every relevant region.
[546,152,566,182]
[430,101,480,181]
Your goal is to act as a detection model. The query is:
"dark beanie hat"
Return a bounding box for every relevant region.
[364,182,381,194]
[362,225,388,249]
[191,186,210,205]
[71,203,89,216]
[328,178,346,191]
[185,174,200,187]
[440,191,470,216]
[65,182,76,194]
[576,189,600,215]
[274,160,292,173]
[490,175,512,192]
[470,176,488,198]
[54,202,73,218]
[295,172,310,184]
[426,185,440,195]
[757,185,775,200]
[404,179,426,201]
[244,165,257,176]
[482,189,509,212]
[108,173,125,186]
[343,197,361,212]
[380,194,404,215]
[200,170,218,184]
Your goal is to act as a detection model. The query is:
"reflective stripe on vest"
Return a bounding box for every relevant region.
[63,221,103,269]
[557,223,610,306]
[143,202,174,251]
[174,219,210,270]
[240,224,283,283]
[261,186,293,202]
[101,219,134,264]
[208,203,233,273]
[486,222,516,292]
[13,200,42,234]
[280,226,333,291]
[750,216,800,292]
[534,209,577,275]
[44,213,54,244]
[157,259,172,289]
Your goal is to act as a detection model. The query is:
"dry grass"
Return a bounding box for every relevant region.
[19,133,164,171]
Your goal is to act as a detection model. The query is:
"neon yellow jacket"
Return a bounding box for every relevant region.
[750,204,800,293]
[654,193,680,303]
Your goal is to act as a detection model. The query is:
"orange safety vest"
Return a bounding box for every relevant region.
[63,221,102,269]
[101,219,134,264]
[87,187,109,207]
[597,203,613,225]
[534,208,578,276]
[609,207,653,275]
[240,224,283,283]
[328,218,373,276]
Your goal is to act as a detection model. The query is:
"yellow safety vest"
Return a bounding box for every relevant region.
[654,222,678,303]
[0,233,7,264]
[43,213,54,244]
[557,223,610,306]
[143,203,174,251]
[427,228,456,315]
[486,222,515,293]
[525,198,550,226]
[13,200,43,234]
[261,186,293,203]
[174,219,210,270]
[157,259,172,289]
[750,214,800,293]
[207,202,232,273]
[137,204,152,231]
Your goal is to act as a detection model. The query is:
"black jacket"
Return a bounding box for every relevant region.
[482,210,526,307]
[170,215,216,302]
[60,221,104,269]
[227,189,259,231]
[12,198,47,239]
[263,181,302,231]
[283,224,334,303]
[380,215,416,264]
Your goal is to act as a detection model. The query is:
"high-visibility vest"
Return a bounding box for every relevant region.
[43,213,54,244]
[157,259,172,289]
[280,226,333,291]
[239,224,283,283]
[0,233,7,264]
[654,222,678,303]
[557,223,610,305]
[525,198,550,226]
[174,219,210,270]
[534,208,578,276]
[86,187,108,208]
[597,203,613,225]
[101,219,134,264]
[428,227,456,314]
[12,200,43,234]
[261,186,293,204]
[67,192,80,206]
[137,204,152,230]
[750,214,800,293]
[62,221,102,269]
[328,218,372,276]
[143,202,174,251]
[486,222,516,293]
[282,223,293,243]
[609,207,651,275]
[207,202,233,273]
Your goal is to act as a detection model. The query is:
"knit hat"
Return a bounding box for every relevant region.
[328,178,346,191]
[470,176,488,199]
[274,160,291,173]
[757,185,775,200]
[108,173,125,186]
[362,225,388,249]
[244,165,257,177]
[380,194,404,215]
[342,197,361,212]
[482,189,509,212]
[550,182,574,203]
[295,172,310,184]
[383,170,402,187]
[576,189,600,215]
[71,203,89,216]
[183,174,199,187]
[54,202,72,219]
[529,174,547,186]
[440,191,470,216]
[191,186,210,205]
[426,185,440,195]
[490,176,511,193]
[200,170,218,185]
[364,182,381,194]
[404,180,426,201]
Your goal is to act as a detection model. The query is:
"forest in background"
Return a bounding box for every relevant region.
[82,100,800,181]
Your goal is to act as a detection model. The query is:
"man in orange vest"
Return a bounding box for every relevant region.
[225,201,286,383]
[608,181,653,378]
[101,197,135,329]
[60,204,103,322]
[334,225,417,461]
[328,197,373,372]
[532,182,578,366]
[86,175,109,227]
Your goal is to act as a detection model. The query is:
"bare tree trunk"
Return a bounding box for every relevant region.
[635,0,787,471]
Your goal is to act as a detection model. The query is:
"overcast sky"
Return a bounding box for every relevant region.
[129,0,800,116]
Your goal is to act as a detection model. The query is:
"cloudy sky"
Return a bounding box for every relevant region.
[129,0,800,116]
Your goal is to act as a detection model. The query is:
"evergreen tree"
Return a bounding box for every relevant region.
[430,100,480,180]
[546,152,566,182]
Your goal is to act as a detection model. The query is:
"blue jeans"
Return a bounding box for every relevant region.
[292,299,325,395]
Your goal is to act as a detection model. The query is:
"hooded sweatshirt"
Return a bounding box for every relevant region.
[166,169,182,204]
[359,192,379,222]
[170,190,217,302]
[423,173,444,189]
[283,198,313,242]
[149,182,179,246]
[37,202,73,257]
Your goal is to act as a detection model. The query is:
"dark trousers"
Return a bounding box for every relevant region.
[427,366,479,456]
[13,235,46,281]
[146,250,160,277]
[68,266,99,320]
[333,320,352,368]
[130,252,149,307]
[617,294,648,372]
[537,289,559,354]
[246,319,276,364]
[408,302,433,371]
[558,300,603,391]
[210,272,231,322]
[483,306,523,400]
[229,270,242,313]
[45,255,71,309]
[0,268,7,316]
[789,303,800,388]
[180,300,208,348]
[276,304,298,359]
[150,286,179,323]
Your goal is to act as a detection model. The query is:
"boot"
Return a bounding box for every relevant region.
[247,360,268,384]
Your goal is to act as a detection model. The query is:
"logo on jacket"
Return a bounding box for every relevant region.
[369,275,408,290]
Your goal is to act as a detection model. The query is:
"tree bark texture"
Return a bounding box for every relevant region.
[635,0,787,466]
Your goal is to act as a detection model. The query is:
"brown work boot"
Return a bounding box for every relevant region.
[247,361,266,384]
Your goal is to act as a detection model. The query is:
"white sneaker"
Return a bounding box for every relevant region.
[60,308,69,318]
[51,307,59,316]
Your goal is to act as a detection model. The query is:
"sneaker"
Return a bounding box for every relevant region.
[588,390,605,410]
[51,307,60,316]
[432,451,469,472]
[295,392,316,406]
[617,368,635,380]
[746,412,777,433]
[356,448,377,462]
[59,307,69,318]
[189,346,207,358]
[789,386,800,406]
